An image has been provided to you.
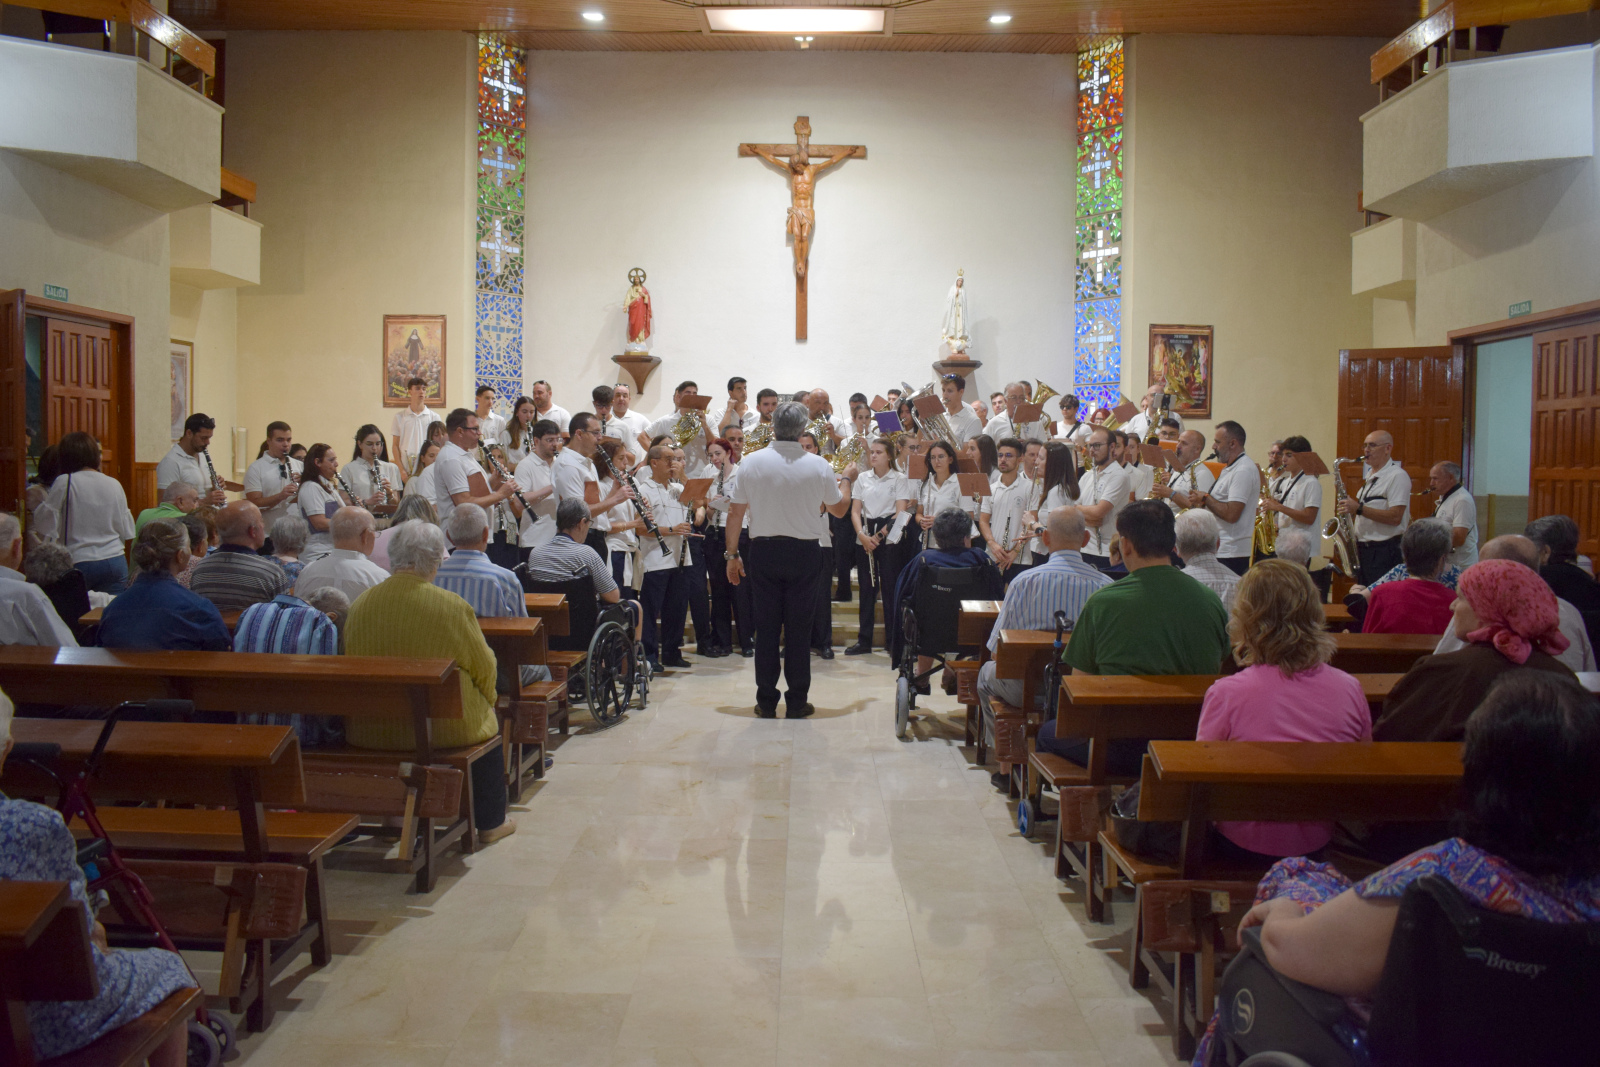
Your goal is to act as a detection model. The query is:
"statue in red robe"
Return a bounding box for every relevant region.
[625,268,652,353]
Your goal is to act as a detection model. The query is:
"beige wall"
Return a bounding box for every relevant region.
[1125,35,1380,461]
[0,150,172,463]
[225,31,477,460]
[170,284,238,477]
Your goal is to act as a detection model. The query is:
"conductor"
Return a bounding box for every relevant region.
[726,401,856,718]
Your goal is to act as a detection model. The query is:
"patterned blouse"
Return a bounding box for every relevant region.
[0,798,194,1060]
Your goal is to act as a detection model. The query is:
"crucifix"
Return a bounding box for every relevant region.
[738,116,866,340]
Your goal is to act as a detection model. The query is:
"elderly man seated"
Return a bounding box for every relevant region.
[977,505,1112,788]
[190,501,291,612]
[522,499,621,605]
[435,503,552,692]
[135,481,199,534]
[890,507,1003,679]
[1361,518,1456,634]
[294,506,388,602]
[0,512,77,647]
[235,587,349,747]
[1526,514,1600,652]
[1174,508,1239,612]
[346,521,515,846]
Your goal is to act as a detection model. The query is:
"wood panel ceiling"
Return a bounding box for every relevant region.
[172,0,1418,52]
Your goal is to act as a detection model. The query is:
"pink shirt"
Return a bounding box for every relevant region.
[1195,663,1373,856]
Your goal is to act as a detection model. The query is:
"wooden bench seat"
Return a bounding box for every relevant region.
[501,679,564,799]
[48,987,204,1067]
[1327,631,1438,674]
[545,649,588,735]
[955,601,1000,752]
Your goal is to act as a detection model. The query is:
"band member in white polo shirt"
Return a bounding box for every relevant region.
[1428,460,1478,569]
[430,408,519,525]
[982,381,1050,443]
[1195,419,1259,575]
[157,413,231,506]
[243,421,303,532]
[726,402,856,719]
[391,377,443,484]
[1150,429,1215,514]
[1338,429,1412,585]
[980,437,1035,582]
[938,373,984,447]
[1260,434,1323,540]
[1079,426,1130,569]
[473,385,507,446]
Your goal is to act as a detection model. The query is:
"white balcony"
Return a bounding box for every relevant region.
[1351,216,1417,299]
[0,36,221,212]
[1362,43,1595,220]
[169,203,261,288]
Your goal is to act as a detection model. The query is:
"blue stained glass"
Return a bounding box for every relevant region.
[1073,38,1122,409]
[1074,298,1122,412]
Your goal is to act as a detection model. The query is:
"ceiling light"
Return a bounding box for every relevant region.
[988,12,1011,23]
[702,7,887,34]
[581,10,605,21]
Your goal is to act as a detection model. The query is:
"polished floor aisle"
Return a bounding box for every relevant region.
[231,650,1181,1066]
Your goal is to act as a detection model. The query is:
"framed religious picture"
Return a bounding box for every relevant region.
[169,340,193,442]
[1148,324,1213,419]
[382,314,446,408]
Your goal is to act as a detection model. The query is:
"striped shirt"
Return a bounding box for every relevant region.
[521,534,618,597]
[987,549,1113,654]
[190,544,292,613]
[433,549,527,618]
[235,595,339,655]
[1181,552,1241,613]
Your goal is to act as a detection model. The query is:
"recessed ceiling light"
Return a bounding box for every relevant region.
[703,7,887,33]
[988,13,1012,23]
[582,10,605,21]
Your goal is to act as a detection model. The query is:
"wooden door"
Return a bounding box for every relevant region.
[0,290,24,515]
[43,317,119,481]
[1337,346,1463,520]
[1529,321,1600,557]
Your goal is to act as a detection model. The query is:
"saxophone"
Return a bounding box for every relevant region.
[1249,465,1277,564]
[1322,458,1361,578]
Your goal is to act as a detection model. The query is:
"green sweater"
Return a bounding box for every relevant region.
[344,572,499,750]
[1064,564,1231,676]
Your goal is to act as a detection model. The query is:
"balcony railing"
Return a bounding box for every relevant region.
[1371,0,1594,100]
[5,0,215,95]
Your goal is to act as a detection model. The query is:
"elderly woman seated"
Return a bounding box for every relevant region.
[98,521,231,652]
[1361,518,1456,635]
[1193,670,1600,1064]
[268,514,311,586]
[0,690,197,1065]
[344,521,516,846]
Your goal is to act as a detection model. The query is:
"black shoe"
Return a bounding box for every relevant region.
[990,771,1011,791]
[843,643,871,656]
[913,681,931,696]
[815,646,834,660]
[649,661,664,675]
[833,589,852,602]
[701,646,728,659]
[740,647,754,659]
[755,704,778,719]
[662,656,692,669]
[786,703,815,719]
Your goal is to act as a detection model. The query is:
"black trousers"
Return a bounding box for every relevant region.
[854,518,906,651]
[812,544,835,648]
[831,513,855,592]
[609,550,638,602]
[640,567,689,662]
[685,533,712,649]
[470,748,508,831]
[1358,536,1403,587]
[1218,556,1251,576]
[584,527,609,561]
[750,536,821,712]
[707,528,754,652]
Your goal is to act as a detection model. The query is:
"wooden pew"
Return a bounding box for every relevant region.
[1,718,351,1031]
[0,881,203,1067]
[1322,602,1356,631]
[990,629,1065,787]
[1328,631,1438,673]
[525,592,570,636]
[0,647,471,893]
[1100,740,1463,1059]
[953,600,1000,754]
[480,615,559,798]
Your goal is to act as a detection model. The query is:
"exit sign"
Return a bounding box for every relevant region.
[42,284,68,301]
[1509,301,1532,317]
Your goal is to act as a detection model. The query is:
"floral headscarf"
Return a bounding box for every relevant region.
[1458,559,1571,665]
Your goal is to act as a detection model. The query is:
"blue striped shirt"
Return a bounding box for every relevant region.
[234,595,342,747]
[433,549,527,619]
[987,549,1113,653]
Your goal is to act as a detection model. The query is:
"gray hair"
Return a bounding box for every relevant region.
[1435,460,1462,485]
[1526,514,1581,563]
[131,520,189,575]
[330,506,376,546]
[303,586,350,633]
[931,508,972,551]
[0,511,19,550]
[1275,528,1314,565]
[162,481,199,504]
[1046,505,1087,548]
[22,541,74,587]
[556,498,591,533]
[269,515,309,555]
[391,493,438,528]
[388,520,447,579]
[445,502,489,547]
[1175,508,1222,558]
[1401,518,1452,577]
[772,401,809,441]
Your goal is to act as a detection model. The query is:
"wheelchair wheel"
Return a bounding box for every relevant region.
[584,621,635,728]
[895,675,912,739]
[1018,798,1037,837]
[632,639,650,709]
[205,1013,239,1062]
[186,1019,222,1067]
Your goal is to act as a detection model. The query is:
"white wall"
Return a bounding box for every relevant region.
[523,52,1076,415]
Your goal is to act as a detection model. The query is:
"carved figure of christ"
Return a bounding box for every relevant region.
[739,116,866,340]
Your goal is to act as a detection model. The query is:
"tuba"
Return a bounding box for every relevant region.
[1249,465,1277,564]
[1029,380,1060,409]
[743,422,774,456]
[1322,457,1361,578]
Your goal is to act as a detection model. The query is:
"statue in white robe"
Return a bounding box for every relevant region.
[940,270,970,356]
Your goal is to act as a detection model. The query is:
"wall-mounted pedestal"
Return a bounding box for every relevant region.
[933,357,982,380]
[612,353,661,393]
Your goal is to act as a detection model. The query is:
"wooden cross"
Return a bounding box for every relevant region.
[739,116,866,340]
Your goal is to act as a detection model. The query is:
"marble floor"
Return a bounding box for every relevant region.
[226,649,1182,1067]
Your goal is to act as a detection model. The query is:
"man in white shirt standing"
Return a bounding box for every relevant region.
[390,377,442,483]
[474,385,507,446]
[512,419,562,555]
[982,381,1050,443]
[243,420,303,533]
[1079,427,1130,569]
[727,401,857,719]
[1122,382,1183,443]
[157,413,229,506]
[0,513,77,647]
[294,507,390,602]
[609,382,651,446]
[557,413,634,559]
[1195,419,1260,575]
[1428,460,1478,570]
[431,408,519,525]
[1260,433,1323,539]
[1054,394,1092,448]
[938,373,983,446]
[1337,429,1412,585]
[647,381,714,475]
[530,379,571,435]
[716,376,759,437]
[980,437,1036,582]
[1150,429,1216,514]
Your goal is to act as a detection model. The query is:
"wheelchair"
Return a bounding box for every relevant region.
[516,571,648,729]
[894,564,994,739]
[1208,874,1600,1067]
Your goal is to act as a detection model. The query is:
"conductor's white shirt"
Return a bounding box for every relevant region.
[732,440,842,541]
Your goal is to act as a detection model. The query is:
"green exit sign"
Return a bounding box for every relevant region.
[42,284,68,301]
[1509,300,1532,317]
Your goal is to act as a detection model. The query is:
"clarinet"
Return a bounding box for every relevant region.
[479,445,533,514]
[202,448,226,498]
[595,445,670,556]
[336,470,367,510]
[371,460,394,507]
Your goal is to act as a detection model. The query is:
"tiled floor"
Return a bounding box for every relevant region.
[227,649,1181,1066]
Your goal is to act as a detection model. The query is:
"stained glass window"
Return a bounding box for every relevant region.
[475,36,527,411]
[1073,39,1124,418]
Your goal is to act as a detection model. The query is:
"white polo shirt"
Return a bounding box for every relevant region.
[983,473,1036,562]
[514,451,559,549]
[1433,485,1479,569]
[1355,460,1412,542]
[243,455,304,528]
[430,441,478,524]
[983,413,1050,444]
[635,477,689,572]
[553,448,609,532]
[390,406,442,474]
[611,408,651,444]
[714,406,759,436]
[1167,461,1216,515]
[1055,419,1093,446]
[345,458,402,509]
[1125,462,1154,504]
[534,404,572,434]
[732,440,842,541]
[1273,471,1324,534]
[1082,462,1130,557]
[1210,453,1260,559]
[942,404,983,447]
[477,409,507,445]
[855,468,912,522]
[155,443,209,493]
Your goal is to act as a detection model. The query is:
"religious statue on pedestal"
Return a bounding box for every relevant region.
[624,267,652,353]
[941,270,970,357]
